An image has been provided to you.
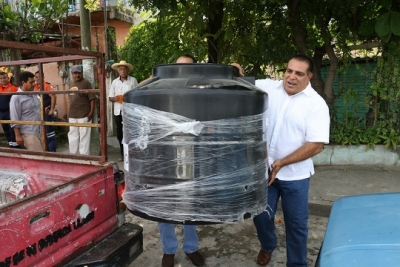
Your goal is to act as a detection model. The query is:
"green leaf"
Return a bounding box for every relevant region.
[382,0,392,9]
[381,32,392,43]
[359,20,375,37]
[225,25,233,40]
[390,11,400,36]
[375,12,391,37]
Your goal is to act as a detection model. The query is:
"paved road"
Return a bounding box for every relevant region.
[76,138,400,267]
[126,211,327,267]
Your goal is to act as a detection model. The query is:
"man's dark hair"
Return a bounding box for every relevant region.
[178,54,197,63]
[289,54,314,73]
[0,71,7,76]
[35,71,40,75]
[20,71,35,85]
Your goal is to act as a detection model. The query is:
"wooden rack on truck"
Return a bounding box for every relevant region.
[0,40,143,267]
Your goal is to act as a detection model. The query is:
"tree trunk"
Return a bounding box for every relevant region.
[206,0,224,63]
[10,48,22,86]
[323,42,339,108]
[311,46,325,97]
[80,0,100,155]
[251,63,261,78]
[288,0,307,54]
[288,0,327,99]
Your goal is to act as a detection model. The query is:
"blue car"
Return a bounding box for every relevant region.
[316,192,400,267]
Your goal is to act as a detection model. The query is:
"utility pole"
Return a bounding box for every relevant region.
[80,0,100,155]
[80,0,91,51]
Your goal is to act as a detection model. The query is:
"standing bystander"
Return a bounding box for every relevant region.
[108,60,138,161]
[251,54,330,267]
[0,71,20,148]
[10,71,43,151]
[67,65,95,155]
[34,71,57,151]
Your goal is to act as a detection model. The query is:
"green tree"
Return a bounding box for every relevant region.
[118,16,207,81]
[361,0,400,131]
[128,0,237,63]
[125,0,377,92]
[125,0,399,100]
[0,0,68,83]
[124,0,294,76]
[123,0,400,147]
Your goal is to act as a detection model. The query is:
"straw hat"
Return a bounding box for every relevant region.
[111,60,134,71]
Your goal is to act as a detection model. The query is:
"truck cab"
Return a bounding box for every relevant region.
[316,192,400,267]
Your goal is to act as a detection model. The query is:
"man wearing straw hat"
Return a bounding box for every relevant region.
[109,60,138,161]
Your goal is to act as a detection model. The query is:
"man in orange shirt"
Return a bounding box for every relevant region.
[34,71,57,151]
[0,71,20,148]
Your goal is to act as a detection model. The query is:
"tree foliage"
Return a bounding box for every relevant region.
[0,0,68,42]
[123,0,400,146]
[118,16,207,81]
[0,0,68,84]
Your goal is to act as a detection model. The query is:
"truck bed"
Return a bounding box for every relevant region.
[0,151,122,267]
[0,153,105,206]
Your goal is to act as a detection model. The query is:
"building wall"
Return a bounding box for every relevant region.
[67,19,136,51]
[107,20,131,46]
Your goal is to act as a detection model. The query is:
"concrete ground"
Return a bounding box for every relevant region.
[63,137,400,266]
[2,128,399,266]
[122,163,400,267]
[125,210,327,267]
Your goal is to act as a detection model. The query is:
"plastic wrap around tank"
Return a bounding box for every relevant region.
[122,63,268,224]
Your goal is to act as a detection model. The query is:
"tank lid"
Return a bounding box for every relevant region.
[152,63,240,79]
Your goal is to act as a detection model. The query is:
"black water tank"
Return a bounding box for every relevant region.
[122,63,268,224]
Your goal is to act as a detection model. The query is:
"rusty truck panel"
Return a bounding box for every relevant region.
[0,151,120,267]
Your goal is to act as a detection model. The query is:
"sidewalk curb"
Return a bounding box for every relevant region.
[308,201,332,217]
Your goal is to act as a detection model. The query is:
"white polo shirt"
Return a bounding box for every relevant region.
[256,79,330,181]
[109,76,138,116]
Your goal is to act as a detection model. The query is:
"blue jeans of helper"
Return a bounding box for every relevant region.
[158,222,199,254]
[253,178,310,267]
[0,111,20,148]
[45,114,56,152]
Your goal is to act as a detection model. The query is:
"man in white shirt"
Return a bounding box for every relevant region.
[252,54,330,267]
[109,60,138,161]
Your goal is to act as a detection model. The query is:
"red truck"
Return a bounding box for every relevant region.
[0,41,143,267]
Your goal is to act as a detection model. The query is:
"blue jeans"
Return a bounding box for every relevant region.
[45,114,56,152]
[158,222,199,254]
[253,178,310,267]
[0,111,20,148]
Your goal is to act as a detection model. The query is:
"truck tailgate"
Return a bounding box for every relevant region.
[0,152,120,267]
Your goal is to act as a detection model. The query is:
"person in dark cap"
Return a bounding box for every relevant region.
[108,60,138,161]
[67,65,95,155]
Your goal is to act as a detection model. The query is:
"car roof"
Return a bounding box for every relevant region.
[320,192,400,267]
